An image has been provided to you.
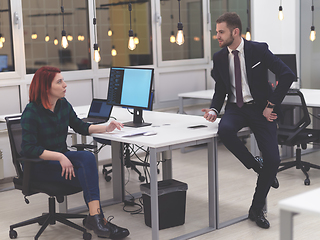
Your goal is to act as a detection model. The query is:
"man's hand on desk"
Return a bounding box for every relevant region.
[202,108,218,122]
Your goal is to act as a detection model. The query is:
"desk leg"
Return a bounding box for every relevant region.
[150,148,159,240]
[208,137,218,229]
[111,141,125,202]
[178,97,186,114]
[280,209,295,240]
[162,150,172,180]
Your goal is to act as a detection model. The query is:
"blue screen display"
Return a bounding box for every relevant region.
[107,67,154,109]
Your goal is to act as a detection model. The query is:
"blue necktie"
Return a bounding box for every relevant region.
[232,50,244,108]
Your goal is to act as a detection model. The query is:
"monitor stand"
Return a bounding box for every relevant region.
[123,108,151,128]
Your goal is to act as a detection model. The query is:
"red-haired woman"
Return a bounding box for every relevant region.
[21,66,129,239]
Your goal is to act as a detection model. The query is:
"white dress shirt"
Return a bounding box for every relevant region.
[227,38,253,104]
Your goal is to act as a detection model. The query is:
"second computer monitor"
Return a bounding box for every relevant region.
[107,66,154,127]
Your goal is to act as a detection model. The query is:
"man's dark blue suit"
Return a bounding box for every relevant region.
[210,39,295,211]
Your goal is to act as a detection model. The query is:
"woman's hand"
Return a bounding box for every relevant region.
[106,120,124,132]
[58,154,75,180]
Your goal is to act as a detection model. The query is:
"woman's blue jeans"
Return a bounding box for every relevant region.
[30,151,100,208]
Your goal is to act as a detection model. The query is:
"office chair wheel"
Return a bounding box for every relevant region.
[83,232,92,240]
[9,229,17,239]
[139,176,145,182]
[104,173,112,182]
[304,178,310,185]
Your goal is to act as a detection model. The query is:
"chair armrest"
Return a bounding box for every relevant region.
[17,157,44,163]
[72,144,97,151]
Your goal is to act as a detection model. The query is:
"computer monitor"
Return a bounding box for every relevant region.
[106,66,154,127]
[268,54,298,89]
[275,54,298,82]
[0,55,8,72]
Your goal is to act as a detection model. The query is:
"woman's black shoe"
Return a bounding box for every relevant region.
[103,216,130,239]
[85,213,110,238]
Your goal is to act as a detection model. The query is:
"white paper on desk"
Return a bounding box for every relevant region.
[111,129,148,137]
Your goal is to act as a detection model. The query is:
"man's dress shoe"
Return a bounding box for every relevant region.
[248,208,270,229]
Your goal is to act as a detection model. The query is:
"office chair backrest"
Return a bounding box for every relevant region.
[278,89,311,144]
[5,115,23,179]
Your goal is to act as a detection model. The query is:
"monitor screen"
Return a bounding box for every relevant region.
[0,55,8,72]
[275,54,298,82]
[107,67,154,127]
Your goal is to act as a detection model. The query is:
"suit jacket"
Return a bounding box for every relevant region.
[210,39,295,114]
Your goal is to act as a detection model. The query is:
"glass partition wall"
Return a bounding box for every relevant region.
[22,0,90,74]
[0,0,14,72]
[95,0,153,68]
[160,0,204,61]
[210,0,249,58]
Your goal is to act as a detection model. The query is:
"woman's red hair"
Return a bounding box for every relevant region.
[29,66,61,109]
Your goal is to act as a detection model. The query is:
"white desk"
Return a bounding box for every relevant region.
[178,88,320,113]
[279,188,320,240]
[89,107,219,240]
[178,89,213,114]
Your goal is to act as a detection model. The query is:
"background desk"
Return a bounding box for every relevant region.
[279,188,320,240]
[178,89,213,114]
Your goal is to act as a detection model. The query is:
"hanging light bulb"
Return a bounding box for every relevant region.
[108,28,113,36]
[0,34,5,43]
[127,4,136,50]
[310,1,316,42]
[78,34,85,41]
[128,29,136,50]
[245,27,251,40]
[111,45,117,56]
[61,30,68,48]
[134,33,139,45]
[0,34,3,48]
[45,34,50,42]
[60,1,68,48]
[170,31,175,43]
[176,22,184,45]
[176,0,184,45]
[93,43,101,62]
[54,38,59,45]
[310,26,316,41]
[31,33,38,40]
[67,34,73,41]
[278,2,284,21]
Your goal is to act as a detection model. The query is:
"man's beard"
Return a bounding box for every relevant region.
[219,34,234,48]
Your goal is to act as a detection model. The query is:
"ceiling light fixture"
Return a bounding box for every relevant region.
[278,0,284,21]
[93,0,101,62]
[310,0,316,41]
[128,3,136,50]
[176,0,184,45]
[61,0,68,48]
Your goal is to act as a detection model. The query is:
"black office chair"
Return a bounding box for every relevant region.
[5,115,92,240]
[277,89,320,185]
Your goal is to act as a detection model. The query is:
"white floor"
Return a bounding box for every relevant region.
[1,141,320,240]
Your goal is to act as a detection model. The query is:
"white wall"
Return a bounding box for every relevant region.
[252,0,300,88]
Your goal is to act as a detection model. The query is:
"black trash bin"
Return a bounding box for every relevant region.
[140,179,188,230]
